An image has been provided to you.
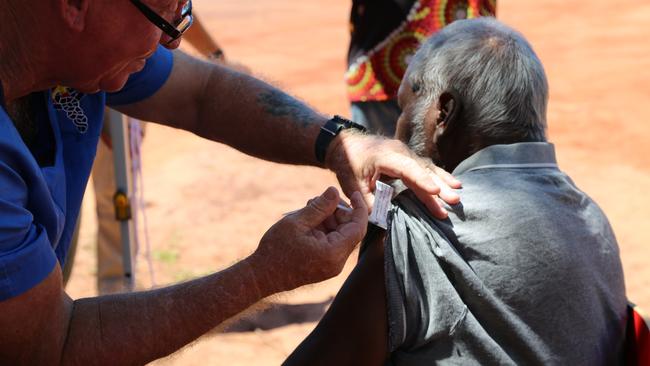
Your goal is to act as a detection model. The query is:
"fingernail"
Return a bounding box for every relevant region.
[324,187,337,201]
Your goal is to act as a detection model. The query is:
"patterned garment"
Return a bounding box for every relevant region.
[346,0,496,102]
[51,86,89,133]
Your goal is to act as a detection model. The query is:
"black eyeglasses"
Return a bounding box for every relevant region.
[130,0,193,44]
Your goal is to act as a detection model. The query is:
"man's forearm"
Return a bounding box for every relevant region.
[193,64,327,166]
[117,52,328,167]
[61,256,272,365]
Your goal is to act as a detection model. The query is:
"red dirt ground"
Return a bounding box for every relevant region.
[64,0,650,364]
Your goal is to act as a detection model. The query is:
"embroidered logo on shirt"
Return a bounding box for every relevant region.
[51,86,88,133]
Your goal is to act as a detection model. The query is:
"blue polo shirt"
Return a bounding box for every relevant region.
[0,46,173,300]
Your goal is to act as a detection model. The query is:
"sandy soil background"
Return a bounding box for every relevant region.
[65,0,650,364]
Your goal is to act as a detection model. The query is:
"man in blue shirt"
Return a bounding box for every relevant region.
[0,0,460,364]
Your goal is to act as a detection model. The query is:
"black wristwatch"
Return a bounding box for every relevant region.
[315,115,366,164]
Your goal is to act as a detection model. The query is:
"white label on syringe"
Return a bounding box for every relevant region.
[369,181,394,229]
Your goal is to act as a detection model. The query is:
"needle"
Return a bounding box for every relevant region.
[283,203,352,216]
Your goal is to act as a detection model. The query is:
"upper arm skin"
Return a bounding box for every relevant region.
[0,265,72,365]
[283,232,389,366]
[114,50,209,132]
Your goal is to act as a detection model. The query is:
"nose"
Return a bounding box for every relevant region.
[159,1,188,49]
[158,29,182,49]
[394,114,411,141]
[162,36,182,49]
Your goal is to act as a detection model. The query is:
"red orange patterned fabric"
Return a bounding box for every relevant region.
[626,304,650,366]
[345,0,496,102]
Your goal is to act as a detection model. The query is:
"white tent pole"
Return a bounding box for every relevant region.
[106,109,135,291]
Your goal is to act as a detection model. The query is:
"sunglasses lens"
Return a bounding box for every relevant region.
[175,15,193,33]
[181,1,191,15]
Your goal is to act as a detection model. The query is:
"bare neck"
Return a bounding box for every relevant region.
[0,4,57,103]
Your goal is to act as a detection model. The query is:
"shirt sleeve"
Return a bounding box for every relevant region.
[0,161,57,301]
[106,45,174,106]
[384,193,469,352]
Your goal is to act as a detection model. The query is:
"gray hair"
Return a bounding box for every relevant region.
[407,17,548,150]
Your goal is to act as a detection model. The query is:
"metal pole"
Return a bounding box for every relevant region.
[106,109,135,291]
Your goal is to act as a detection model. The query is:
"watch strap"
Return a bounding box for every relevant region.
[315,115,366,164]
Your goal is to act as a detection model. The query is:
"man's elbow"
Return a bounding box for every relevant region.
[0,266,74,365]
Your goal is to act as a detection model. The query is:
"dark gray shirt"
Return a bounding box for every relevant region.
[383,142,627,365]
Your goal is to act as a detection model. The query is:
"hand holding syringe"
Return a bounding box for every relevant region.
[285,181,394,229]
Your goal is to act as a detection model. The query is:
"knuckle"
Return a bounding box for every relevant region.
[308,199,328,215]
[386,139,404,150]
[402,159,421,172]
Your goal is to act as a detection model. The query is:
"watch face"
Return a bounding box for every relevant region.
[333,115,367,132]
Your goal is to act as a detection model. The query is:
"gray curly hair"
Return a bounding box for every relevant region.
[405,17,548,154]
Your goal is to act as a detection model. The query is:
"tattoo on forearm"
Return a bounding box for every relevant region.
[257,89,315,128]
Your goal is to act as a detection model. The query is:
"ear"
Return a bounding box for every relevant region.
[433,90,461,143]
[59,0,89,32]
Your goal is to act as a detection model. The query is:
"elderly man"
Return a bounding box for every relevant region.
[0,0,463,364]
[285,18,627,365]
